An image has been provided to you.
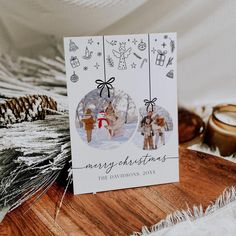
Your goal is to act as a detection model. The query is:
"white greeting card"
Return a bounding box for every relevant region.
[64,33,178,194]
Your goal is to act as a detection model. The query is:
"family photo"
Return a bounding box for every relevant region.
[76,88,138,149]
[133,105,173,150]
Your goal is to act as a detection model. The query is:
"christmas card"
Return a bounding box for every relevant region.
[64,33,178,194]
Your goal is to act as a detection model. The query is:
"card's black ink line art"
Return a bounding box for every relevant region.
[144,34,157,111]
[164,35,175,53]
[155,38,158,42]
[106,39,117,46]
[97,42,100,45]
[82,47,93,60]
[131,62,137,69]
[70,56,80,68]
[95,36,115,98]
[132,38,138,45]
[161,42,166,48]
[163,34,175,53]
[83,66,88,71]
[155,50,167,66]
[169,39,175,53]
[95,77,115,98]
[166,57,173,67]
[133,52,142,59]
[94,63,100,69]
[97,52,102,57]
[144,97,157,112]
[69,39,78,52]
[140,58,147,68]
[73,155,178,174]
[112,42,131,70]
[70,71,79,82]
[88,38,94,45]
[106,55,114,67]
[164,35,168,39]
[151,47,156,54]
[166,70,174,78]
[138,39,147,51]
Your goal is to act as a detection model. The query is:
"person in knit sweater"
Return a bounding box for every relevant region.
[152,115,166,149]
[81,108,96,143]
[141,117,154,150]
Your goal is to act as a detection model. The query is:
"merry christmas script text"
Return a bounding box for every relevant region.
[73,154,178,174]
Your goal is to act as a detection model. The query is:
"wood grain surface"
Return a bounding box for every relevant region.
[1,147,236,236]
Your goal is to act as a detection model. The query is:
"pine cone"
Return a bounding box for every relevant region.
[0,95,57,126]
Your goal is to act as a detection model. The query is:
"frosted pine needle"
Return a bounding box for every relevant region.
[0,115,71,215]
[0,51,71,221]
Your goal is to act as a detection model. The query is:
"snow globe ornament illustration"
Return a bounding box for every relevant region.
[75,88,138,150]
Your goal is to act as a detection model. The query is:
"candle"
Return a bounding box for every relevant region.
[214,111,236,126]
[204,104,236,156]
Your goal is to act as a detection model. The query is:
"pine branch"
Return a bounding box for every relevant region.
[0,114,70,213]
[106,56,114,67]
[0,52,70,221]
[170,39,175,53]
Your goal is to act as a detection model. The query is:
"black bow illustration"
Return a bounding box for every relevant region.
[157,50,167,56]
[144,97,157,111]
[95,77,115,98]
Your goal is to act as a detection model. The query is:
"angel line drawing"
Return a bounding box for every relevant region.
[112,42,131,70]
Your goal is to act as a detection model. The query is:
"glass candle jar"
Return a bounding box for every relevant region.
[204,104,236,156]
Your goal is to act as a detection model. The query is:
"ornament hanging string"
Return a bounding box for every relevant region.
[144,34,157,111]
[95,36,115,98]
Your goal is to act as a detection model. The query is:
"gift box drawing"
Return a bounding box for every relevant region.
[70,56,80,68]
[156,50,167,66]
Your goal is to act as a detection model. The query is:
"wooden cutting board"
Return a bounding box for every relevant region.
[1,147,236,236]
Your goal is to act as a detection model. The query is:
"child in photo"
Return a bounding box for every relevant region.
[141,116,154,150]
[152,114,166,149]
[81,108,96,143]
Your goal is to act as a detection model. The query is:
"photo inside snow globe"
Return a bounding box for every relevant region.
[133,105,173,150]
[75,88,138,150]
